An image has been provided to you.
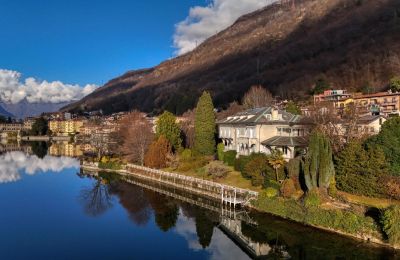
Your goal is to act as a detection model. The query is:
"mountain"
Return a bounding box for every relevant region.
[2,100,70,119]
[63,0,400,115]
[0,104,14,118]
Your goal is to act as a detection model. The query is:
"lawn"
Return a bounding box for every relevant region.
[165,160,262,192]
[339,191,400,209]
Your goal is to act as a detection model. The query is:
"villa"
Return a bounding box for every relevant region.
[217,107,312,160]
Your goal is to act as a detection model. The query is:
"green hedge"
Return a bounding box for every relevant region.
[223,151,236,166]
[254,197,380,237]
[98,161,123,170]
[381,206,400,245]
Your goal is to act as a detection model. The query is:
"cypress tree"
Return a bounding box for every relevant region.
[302,131,335,192]
[194,91,216,156]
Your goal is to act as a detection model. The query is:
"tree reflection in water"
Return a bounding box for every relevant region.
[147,191,179,232]
[79,176,114,217]
[30,141,48,158]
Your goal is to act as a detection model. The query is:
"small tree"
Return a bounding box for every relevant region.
[118,111,154,165]
[156,111,182,150]
[242,85,273,109]
[389,77,400,93]
[285,101,301,115]
[144,136,171,169]
[381,206,400,246]
[217,143,225,161]
[267,149,285,181]
[194,91,216,156]
[31,117,49,136]
[301,131,335,193]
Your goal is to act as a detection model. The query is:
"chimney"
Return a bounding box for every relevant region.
[271,108,279,121]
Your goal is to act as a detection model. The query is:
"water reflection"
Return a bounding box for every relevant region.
[81,171,399,260]
[79,177,114,217]
[0,151,79,184]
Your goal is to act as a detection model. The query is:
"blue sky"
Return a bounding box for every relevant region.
[0,0,271,105]
[0,0,202,86]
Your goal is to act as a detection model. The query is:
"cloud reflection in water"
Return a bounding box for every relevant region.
[0,152,80,184]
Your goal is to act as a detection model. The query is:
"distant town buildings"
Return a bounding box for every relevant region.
[49,119,85,135]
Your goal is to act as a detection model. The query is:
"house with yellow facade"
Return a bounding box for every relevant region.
[49,119,85,135]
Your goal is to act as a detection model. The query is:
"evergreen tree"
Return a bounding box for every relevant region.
[389,76,400,93]
[31,117,49,136]
[336,140,388,197]
[301,131,335,192]
[194,91,216,155]
[285,101,301,115]
[365,117,400,176]
[155,111,182,150]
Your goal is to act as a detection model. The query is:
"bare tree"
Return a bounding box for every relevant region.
[217,101,243,120]
[118,111,154,165]
[79,179,113,217]
[180,109,195,149]
[242,85,273,109]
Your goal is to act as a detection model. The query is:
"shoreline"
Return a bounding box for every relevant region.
[81,163,400,251]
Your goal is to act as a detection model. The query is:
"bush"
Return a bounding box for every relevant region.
[304,190,321,208]
[217,143,225,161]
[180,149,192,161]
[262,187,279,198]
[98,161,122,170]
[254,196,378,237]
[264,179,281,190]
[205,162,229,180]
[244,157,270,186]
[223,151,236,166]
[177,156,209,172]
[280,179,296,198]
[381,206,400,245]
[382,176,400,200]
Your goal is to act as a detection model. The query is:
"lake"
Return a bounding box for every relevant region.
[0,151,398,260]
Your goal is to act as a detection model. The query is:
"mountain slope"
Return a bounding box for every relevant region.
[63,0,400,115]
[2,101,70,119]
[0,104,14,118]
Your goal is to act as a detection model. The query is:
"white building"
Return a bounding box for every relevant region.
[217,107,312,161]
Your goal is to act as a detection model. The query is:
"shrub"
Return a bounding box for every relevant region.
[304,190,321,208]
[382,176,400,200]
[144,136,171,169]
[205,163,229,180]
[244,157,270,186]
[263,187,278,198]
[264,179,281,190]
[98,160,123,170]
[381,206,400,245]
[177,156,209,172]
[223,151,236,166]
[217,143,225,161]
[180,149,192,161]
[280,179,296,198]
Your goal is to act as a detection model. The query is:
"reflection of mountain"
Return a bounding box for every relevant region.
[0,152,80,184]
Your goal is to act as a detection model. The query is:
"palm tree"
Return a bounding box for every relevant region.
[268,149,286,181]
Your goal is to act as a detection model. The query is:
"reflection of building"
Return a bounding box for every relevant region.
[49,142,83,157]
[0,142,32,154]
[217,107,311,160]
[49,119,85,135]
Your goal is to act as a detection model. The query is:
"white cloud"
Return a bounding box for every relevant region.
[0,152,80,183]
[174,0,278,55]
[0,69,97,104]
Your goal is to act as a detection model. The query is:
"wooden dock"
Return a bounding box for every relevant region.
[81,162,259,207]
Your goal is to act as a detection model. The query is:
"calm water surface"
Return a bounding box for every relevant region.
[0,151,398,260]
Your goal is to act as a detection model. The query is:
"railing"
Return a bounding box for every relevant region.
[81,161,259,206]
